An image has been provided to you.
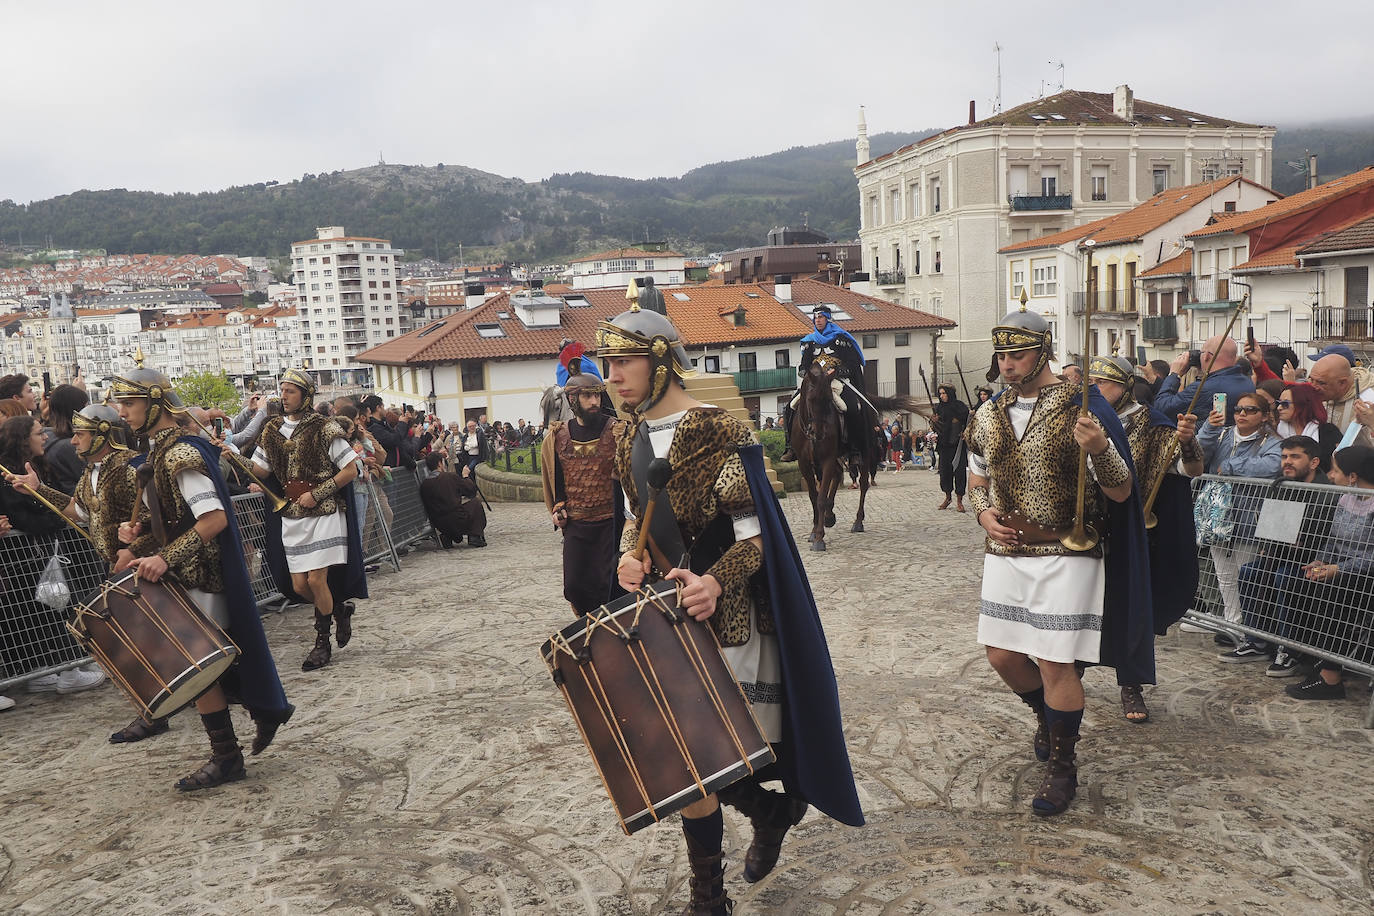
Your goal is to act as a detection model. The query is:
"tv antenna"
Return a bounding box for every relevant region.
[1048,61,1065,92]
[993,42,1003,113]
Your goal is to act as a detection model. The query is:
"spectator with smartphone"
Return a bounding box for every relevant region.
[1156,333,1255,426]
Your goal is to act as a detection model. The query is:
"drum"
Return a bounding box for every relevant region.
[541,581,774,835]
[68,570,240,721]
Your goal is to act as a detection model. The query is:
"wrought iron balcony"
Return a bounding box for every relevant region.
[1142,315,1179,341]
[732,367,797,393]
[876,270,905,286]
[1009,193,1073,212]
[1071,290,1137,315]
[1312,305,1371,341]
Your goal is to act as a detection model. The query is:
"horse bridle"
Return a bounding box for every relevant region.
[802,353,843,442]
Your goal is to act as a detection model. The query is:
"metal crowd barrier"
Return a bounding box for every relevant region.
[0,469,437,692]
[1184,473,1374,727]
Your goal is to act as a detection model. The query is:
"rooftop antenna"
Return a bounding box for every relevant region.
[1049,61,1065,92]
[994,42,1003,113]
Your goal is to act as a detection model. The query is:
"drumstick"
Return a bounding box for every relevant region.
[633,458,674,569]
[0,461,99,548]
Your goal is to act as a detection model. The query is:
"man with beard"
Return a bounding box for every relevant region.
[932,384,969,511]
[1086,354,1202,723]
[246,369,367,671]
[965,303,1152,816]
[540,367,624,616]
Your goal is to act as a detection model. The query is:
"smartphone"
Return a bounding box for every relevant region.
[1213,393,1227,417]
[1246,324,1257,353]
[211,417,226,436]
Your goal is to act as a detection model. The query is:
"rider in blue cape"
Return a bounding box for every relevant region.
[596,294,863,915]
[780,305,869,462]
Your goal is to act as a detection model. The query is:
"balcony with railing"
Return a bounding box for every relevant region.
[1010,193,1073,212]
[1071,290,1138,316]
[876,270,905,286]
[1142,315,1179,341]
[732,367,797,393]
[1312,305,1372,340]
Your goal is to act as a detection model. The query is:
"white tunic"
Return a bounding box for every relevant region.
[252,418,358,573]
[627,408,780,741]
[141,468,231,628]
[970,395,1107,664]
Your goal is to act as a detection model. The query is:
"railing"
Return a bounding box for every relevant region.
[1142,315,1179,341]
[732,366,797,393]
[1312,305,1372,341]
[1185,473,1374,727]
[1009,193,1073,212]
[1071,290,1136,314]
[876,270,905,286]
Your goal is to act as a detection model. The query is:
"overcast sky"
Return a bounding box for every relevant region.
[3,0,1369,203]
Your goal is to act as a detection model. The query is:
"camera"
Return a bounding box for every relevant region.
[1187,349,1203,370]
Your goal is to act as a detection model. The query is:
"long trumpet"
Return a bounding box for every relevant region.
[0,462,100,549]
[1142,293,1250,528]
[1061,242,1100,552]
[181,411,289,513]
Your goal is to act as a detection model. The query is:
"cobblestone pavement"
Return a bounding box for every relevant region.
[2,467,1372,915]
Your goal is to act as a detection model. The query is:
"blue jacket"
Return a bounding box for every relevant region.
[1153,364,1254,426]
[1197,422,1282,478]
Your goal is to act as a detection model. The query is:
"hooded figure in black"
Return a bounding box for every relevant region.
[932,383,969,511]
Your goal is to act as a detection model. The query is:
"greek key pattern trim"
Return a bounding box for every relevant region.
[979,599,1102,632]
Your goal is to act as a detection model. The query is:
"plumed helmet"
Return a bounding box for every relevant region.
[280,368,316,412]
[988,293,1053,383]
[1087,354,1136,408]
[71,404,130,456]
[595,281,695,412]
[558,340,589,374]
[110,367,184,433]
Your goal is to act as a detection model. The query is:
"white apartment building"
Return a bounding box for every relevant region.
[75,308,143,383]
[291,226,405,389]
[855,86,1275,392]
[568,245,686,290]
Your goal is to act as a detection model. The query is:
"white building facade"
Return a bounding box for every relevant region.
[569,246,686,290]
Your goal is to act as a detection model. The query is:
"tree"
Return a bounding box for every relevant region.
[175,370,242,413]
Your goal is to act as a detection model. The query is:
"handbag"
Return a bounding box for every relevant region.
[34,548,71,610]
[1194,479,1234,547]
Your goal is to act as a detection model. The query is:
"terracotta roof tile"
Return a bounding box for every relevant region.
[1187,167,1374,239]
[1297,213,1374,256]
[1234,211,1374,270]
[1138,251,1192,278]
[777,279,957,332]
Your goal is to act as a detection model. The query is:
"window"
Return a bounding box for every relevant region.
[1091,165,1108,201]
[913,248,921,275]
[895,332,910,346]
[934,249,942,274]
[1032,259,1057,296]
[1041,167,1058,197]
[738,352,757,372]
[322,257,330,264]
[643,259,654,270]
[908,183,921,218]
[775,348,791,369]
[1224,201,1237,212]
[1200,166,1219,182]
[890,187,901,221]
[862,334,878,349]
[704,355,720,373]
[893,244,902,271]
[1011,261,1026,298]
[461,361,484,390]
[1153,167,1168,194]
[931,179,941,213]
[868,196,879,227]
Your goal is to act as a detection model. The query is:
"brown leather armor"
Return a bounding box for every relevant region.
[1119,403,1176,505]
[129,427,225,593]
[554,420,618,522]
[259,413,348,520]
[74,449,140,564]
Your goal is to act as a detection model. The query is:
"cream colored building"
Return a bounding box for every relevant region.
[855,86,1275,391]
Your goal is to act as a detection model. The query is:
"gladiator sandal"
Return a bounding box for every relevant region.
[681,827,732,916]
[250,702,295,756]
[176,713,245,792]
[334,601,356,648]
[302,611,333,671]
[1031,720,1080,817]
[744,794,808,883]
[109,714,170,744]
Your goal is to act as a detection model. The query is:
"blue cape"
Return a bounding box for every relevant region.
[741,445,865,827]
[177,436,293,722]
[555,356,603,387]
[263,478,369,610]
[801,322,865,365]
[1141,405,1198,636]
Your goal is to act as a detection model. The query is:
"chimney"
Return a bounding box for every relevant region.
[848,271,872,296]
[1113,84,1134,120]
[464,282,486,309]
[969,100,976,125]
[775,274,792,303]
[1309,153,1319,191]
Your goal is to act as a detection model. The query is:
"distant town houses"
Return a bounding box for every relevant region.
[0,252,256,298]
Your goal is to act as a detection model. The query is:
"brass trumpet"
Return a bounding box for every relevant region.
[1061,240,1099,552]
[1142,293,1250,528]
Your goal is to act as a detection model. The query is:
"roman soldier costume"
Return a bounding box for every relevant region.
[597,299,862,914]
[540,367,625,616]
[253,368,367,671]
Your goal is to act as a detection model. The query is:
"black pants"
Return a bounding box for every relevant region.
[937,445,966,496]
[563,517,616,616]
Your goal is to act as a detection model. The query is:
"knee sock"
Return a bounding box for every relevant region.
[681,807,724,860]
[1043,704,1083,739]
[201,708,232,732]
[1016,686,1046,719]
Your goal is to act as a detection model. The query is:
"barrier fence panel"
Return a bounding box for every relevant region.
[1185,473,1374,727]
[356,474,402,570]
[232,492,289,613]
[373,466,435,553]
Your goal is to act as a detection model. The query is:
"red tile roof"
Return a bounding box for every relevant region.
[1001,177,1272,253]
[1138,251,1192,278]
[1234,211,1374,271]
[1297,213,1374,256]
[778,279,956,332]
[1186,167,1374,239]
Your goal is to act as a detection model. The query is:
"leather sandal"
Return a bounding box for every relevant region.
[937,496,952,510]
[1120,685,1149,723]
[109,715,170,744]
[334,602,355,648]
[176,751,246,791]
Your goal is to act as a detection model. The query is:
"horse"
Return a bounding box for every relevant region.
[540,384,572,430]
[792,353,929,551]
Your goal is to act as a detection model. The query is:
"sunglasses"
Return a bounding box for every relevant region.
[1277,400,1292,407]
[1235,405,1264,415]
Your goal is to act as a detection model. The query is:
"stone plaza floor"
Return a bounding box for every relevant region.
[1,466,1372,914]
